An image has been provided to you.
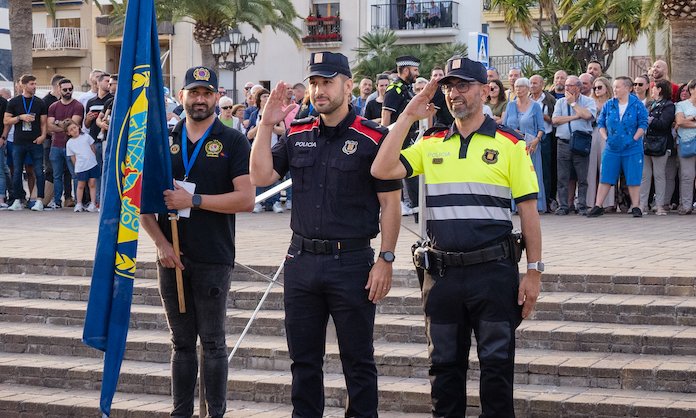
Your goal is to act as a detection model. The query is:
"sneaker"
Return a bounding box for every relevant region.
[8,199,23,211]
[554,207,569,216]
[577,208,588,216]
[285,200,292,210]
[0,202,7,210]
[548,199,559,212]
[587,206,604,218]
[656,208,667,216]
[74,203,84,213]
[86,202,98,213]
[46,201,62,210]
[678,207,692,215]
[252,203,263,213]
[631,207,643,218]
[401,201,412,216]
[272,201,284,213]
[30,200,44,211]
[64,197,76,208]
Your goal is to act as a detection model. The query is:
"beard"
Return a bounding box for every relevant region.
[184,103,215,121]
[61,92,72,101]
[447,97,479,120]
[311,92,345,115]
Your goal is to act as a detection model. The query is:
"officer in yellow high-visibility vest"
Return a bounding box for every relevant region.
[371,56,543,418]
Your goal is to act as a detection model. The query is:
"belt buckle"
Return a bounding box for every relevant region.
[311,239,328,254]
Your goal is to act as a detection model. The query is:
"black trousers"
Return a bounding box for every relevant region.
[283,243,378,418]
[422,257,522,418]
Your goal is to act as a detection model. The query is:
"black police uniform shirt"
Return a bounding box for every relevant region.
[157,118,251,266]
[6,95,48,146]
[382,77,418,147]
[271,109,401,240]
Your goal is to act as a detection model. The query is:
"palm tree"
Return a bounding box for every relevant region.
[106,0,301,68]
[8,0,37,80]
[660,0,696,84]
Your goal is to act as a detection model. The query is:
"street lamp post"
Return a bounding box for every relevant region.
[211,28,260,103]
[559,23,619,70]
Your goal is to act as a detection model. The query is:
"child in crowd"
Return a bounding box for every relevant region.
[64,119,99,212]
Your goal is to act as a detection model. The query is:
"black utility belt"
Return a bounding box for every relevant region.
[291,233,370,255]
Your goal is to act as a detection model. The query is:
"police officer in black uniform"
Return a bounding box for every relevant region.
[141,66,255,418]
[372,57,544,418]
[382,55,421,218]
[249,52,402,418]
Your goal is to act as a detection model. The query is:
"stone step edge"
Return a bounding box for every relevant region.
[5,322,696,389]
[2,256,695,284]
[3,360,696,417]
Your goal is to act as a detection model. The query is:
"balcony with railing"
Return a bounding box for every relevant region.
[95,15,175,38]
[32,27,89,57]
[371,1,459,38]
[302,16,342,48]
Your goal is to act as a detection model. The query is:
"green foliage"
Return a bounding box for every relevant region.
[352,30,468,81]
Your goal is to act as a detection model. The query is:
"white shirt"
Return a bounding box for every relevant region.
[618,102,628,120]
[532,92,553,134]
[66,133,97,173]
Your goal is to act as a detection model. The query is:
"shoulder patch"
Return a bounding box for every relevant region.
[349,116,385,145]
[423,126,448,137]
[289,116,320,136]
[496,124,523,144]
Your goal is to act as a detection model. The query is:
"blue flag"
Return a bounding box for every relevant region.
[82,0,172,416]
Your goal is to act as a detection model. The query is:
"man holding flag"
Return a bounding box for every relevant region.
[141,65,254,417]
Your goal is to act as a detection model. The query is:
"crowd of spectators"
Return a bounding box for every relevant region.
[2,57,695,219]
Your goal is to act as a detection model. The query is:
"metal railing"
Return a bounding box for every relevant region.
[32,27,88,50]
[302,16,342,44]
[489,55,538,81]
[95,16,175,38]
[371,1,459,31]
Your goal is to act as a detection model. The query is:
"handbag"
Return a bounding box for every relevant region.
[567,104,592,156]
[680,138,696,158]
[644,134,668,156]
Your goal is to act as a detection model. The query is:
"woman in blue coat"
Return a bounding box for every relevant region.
[588,76,649,217]
[503,77,547,212]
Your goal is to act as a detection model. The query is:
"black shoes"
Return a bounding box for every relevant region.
[555,207,569,216]
[631,207,643,218]
[587,206,604,218]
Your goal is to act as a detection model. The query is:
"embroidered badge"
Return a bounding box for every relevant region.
[193,67,211,81]
[205,139,223,157]
[170,144,180,154]
[342,140,358,155]
[314,53,323,64]
[482,149,499,164]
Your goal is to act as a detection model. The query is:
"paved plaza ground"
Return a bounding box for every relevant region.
[0,208,694,277]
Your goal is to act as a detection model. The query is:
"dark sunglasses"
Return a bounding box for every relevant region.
[592,86,604,90]
[62,87,73,92]
[634,82,644,87]
[221,106,234,110]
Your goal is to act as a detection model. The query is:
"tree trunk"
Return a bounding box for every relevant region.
[8,0,34,81]
[199,42,216,69]
[669,19,695,84]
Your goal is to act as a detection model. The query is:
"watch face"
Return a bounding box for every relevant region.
[380,251,395,262]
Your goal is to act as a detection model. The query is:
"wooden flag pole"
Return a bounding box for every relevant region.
[168,214,186,313]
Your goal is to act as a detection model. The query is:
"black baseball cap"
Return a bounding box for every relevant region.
[306,52,352,79]
[439,56,488,85]
[183,66,218,91]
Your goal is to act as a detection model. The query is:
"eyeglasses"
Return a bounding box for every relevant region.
[62,87,73,92]
[592,86,604,90]
[442,82,479,94]
[634,83,645,87]
[221,106,234,110]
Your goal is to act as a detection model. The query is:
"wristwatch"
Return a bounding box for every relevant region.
[191,194,202,209]
[379,251,396,263]
[527,261,545,273]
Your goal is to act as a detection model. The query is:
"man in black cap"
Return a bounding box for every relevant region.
[372,56,543,417]
[249,51,402,417]
[141,65,254,418]
[382,55,421,217]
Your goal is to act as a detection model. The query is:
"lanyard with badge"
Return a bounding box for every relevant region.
[175,122,213,218]
[22,96,35,132]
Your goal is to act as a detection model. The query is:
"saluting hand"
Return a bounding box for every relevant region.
[261,81,297,127]
[402,78,439,123]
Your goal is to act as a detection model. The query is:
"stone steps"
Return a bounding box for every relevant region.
[5,273,696,325]
[4,322,696,394]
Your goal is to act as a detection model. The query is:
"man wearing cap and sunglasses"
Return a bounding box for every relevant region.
[250,51,402,418]
[372,56,543,417]
[141,66,254,418]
